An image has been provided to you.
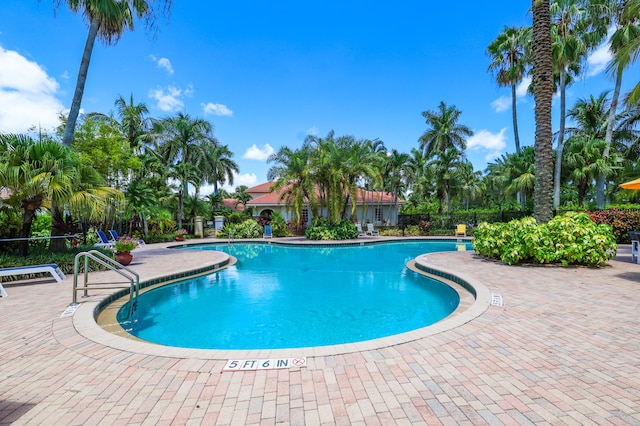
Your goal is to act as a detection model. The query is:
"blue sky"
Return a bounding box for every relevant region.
[1,1,638,195]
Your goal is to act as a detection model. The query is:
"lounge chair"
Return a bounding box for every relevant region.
[95,230,115,249]
[355,223,365,236]
[366,223,379,236]
[109,230,146,248]
[455,224,467,237]
[0,264,65,297]
[263,224,272,239]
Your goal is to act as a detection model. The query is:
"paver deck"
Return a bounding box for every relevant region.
[1,238,639,425]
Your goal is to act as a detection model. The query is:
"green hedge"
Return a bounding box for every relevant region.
[220,219,263,239]
[305,220,359,240]
[473,212,617,267]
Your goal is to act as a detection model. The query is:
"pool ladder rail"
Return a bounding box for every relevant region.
[72,250,140,318]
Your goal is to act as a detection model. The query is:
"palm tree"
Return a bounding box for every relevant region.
[152,113,216,228]
[382,149,411,222]
[124,179,158,237]
[550,0,595,209]
[532,0,555,223]
[456,162,485,210]
[267,145,317,224]
[596,0,640,207]
[487,26,531,153]
[0,134,118,254]
[59,0,171,147]
[114,94,151,152]
[486,147,536,208]
[419,101,473,157]
[200,141,239,196]
[565,92,623,205]
[427,147,464,213]
[231,185,252,210]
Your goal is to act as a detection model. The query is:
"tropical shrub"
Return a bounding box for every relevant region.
[226,212,246,224]
[587,209,640,244]
[270,211,289,237]
[0,208,20,254]
[220,219,263,239]
[473,212,617,267]
[305,219,359,240]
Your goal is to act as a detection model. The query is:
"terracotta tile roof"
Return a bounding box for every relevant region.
[245,182,276,194]
[222,198,244,212]
[246,183,403,206]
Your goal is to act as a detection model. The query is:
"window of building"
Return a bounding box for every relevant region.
[375,207,383,223]
[301,208,309,224]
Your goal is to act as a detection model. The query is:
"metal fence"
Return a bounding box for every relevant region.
[399,211,535,230]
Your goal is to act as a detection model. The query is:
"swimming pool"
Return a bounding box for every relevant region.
[117,241,467,350]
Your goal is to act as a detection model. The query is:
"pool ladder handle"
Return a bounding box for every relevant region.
[72,250,140,318]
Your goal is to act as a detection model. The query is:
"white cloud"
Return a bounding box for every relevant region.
[242,143,275,161]
[61,70,70,80]
[491,96,510,112]
[148,85,185,112]
[515,76,531,97]
[586,43,612,77]
[0,46,64,133]
[307,125,319,137]
[491,76,531,113]
[467,128,507,161]
[199,172,259,195]
[201,102,233,116]
[157,57,174,74]
[149,54,174,74]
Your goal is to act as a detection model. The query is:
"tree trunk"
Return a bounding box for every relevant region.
[18,209,37,257]
[177,189,184,230]
[511,82,521,154]
[63,18,100,148]
[49,200,67,252]
[532,0,554,224]
[596,70,622,209]
[553,70,567,210]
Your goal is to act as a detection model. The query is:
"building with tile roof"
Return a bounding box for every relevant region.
[245,182,404,226]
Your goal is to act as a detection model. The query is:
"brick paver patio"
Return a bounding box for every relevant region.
[1,239,639,425]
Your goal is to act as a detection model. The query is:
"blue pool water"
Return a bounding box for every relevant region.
[118,241,466,350]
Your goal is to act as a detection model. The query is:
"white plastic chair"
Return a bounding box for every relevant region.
[366,223,379,236]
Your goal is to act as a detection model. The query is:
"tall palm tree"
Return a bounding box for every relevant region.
[419,101,473,157]
[486,147,536,208]
[565,92,623,205]
[267,145,317,224]
[152,113,216,228]
[487,26,531,153]
[406,147,432,207]
[427,147,464,213]
[597,0,640,207]
[200,141,239,196]
[550,0,595,209]
[456,162,485,210]
[114,94,151,152]
[382,149,411,222]
[532,0,555,223]
[58,0,171,147]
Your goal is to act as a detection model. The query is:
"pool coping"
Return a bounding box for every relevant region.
[73,239,491,360]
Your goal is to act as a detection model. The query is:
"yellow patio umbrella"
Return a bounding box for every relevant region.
[619,178,640,190]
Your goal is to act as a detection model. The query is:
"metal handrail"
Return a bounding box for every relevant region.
[73,250,140,318]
